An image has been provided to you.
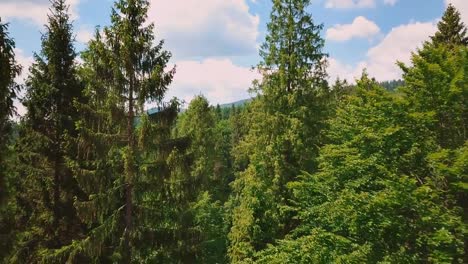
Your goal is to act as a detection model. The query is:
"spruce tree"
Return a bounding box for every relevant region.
[11,0,86,261]
[228,0,329,261]
[45,0,195,262]
[176,96,233,262]
[0,18,21,203]
[431,4,468,46]
[0,18,21,261]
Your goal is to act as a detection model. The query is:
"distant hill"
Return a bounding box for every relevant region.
[146,98,252,116]
[218,98,252,108]
[379,80,405,91]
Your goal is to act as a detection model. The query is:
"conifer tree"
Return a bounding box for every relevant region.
[0,18,21,261]
[0,18,21,203]
[228,0,329,261]
[11,1,86,261]
[431,4,468,46]
[45,0,195,262]
[176,96,233,262]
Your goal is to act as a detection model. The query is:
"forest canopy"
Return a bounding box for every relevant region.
[0,0,467,263]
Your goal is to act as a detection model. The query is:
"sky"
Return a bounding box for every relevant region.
[1,0,467,113]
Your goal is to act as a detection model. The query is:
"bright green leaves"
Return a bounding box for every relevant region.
[259,74,465,262]
[400,42,467,149]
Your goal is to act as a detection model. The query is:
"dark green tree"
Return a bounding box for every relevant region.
[431,4,468,46]
[43,0,196,262]
[11,1,86,261]
[0,18,21,203]
[0,18,21,262]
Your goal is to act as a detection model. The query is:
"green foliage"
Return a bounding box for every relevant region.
[10,1,86,261]
[431,4,468,47]
[2,1,467,263]
[255,74,465,263]
[0,19,22,261]
[228,0,330,261]
[399,43,467,149]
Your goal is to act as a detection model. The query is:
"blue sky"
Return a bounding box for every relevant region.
[1,0,467,111]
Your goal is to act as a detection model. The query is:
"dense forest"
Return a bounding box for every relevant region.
[0,0,467,263]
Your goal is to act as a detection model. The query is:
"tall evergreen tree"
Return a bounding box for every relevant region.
[431,4,468,47]
[176,96,235,262]
[228,0,329,261]
[11,1,86,261]
[0,18,21,262]
[0,18,21,203]
[44,0,195,262]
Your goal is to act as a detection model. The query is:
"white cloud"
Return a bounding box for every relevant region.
[326,16,380,42]
[13,48,34,117]
[325,0,375,9]
[383,0,398,6]
[329,21,437,82]
[0,0,80,26]
[14,48,34,84]
[76,28,93,44]
[328,57,364,82]
[148,0,259,59]
[164,58,260,105]
[445,0,468,24]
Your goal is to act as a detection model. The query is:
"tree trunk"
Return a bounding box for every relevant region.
[124,74,135,263]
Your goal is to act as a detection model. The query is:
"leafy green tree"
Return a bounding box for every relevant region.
[431,4,468,47]
[0,18,22,262]
[255,74,465,263]
[400,26,467,149]
[428,142,468,261]
[10,1,86,261]
[228,0,329,261]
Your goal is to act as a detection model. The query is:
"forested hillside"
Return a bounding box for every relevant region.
[0,0,466,263]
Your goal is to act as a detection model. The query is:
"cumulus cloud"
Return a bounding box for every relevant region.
[445,0,468,24]
[325,0,375,9]
[0,0,80,26]
[148,0,259,59]
[76,28,93,44]
[329,21,437,82]
[326,16,380,42]
[164,58,260,105]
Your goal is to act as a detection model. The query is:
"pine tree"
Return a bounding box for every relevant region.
[0,18,22,261]
[228,0,329,261]
[11,1,86,261]
[431,4,468,46]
